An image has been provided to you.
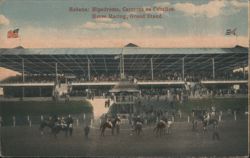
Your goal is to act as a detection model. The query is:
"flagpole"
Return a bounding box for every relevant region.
[235,34,238,46]
[19,34,21,47]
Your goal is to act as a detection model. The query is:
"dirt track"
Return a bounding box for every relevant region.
[0,120,248,157]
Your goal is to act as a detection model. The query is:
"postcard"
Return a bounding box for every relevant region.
[0,0,249,157]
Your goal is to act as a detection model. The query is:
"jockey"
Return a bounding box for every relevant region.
[115,116,121,125]
[107,118,113,127]
[66,115,74,126]
[134,116,144,129]
[159,119,166,124]
[135,115,143,124]
[206,113,210,120]
[61,117,66,127]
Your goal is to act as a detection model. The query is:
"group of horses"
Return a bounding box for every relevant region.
[39,115,74,138]
[192,112,219,133]
[99,113,218,137]
[39,112,219,138]
[99,117,173,137]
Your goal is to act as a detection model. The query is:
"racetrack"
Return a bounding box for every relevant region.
[0,119,248,157]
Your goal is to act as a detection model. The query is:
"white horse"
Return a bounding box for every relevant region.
[166,120,173,134]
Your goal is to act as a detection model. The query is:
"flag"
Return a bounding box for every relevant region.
[7,28,19,38]
[114,55,120,60]
[225,28,237,36]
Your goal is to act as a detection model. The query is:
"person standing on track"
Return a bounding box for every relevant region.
[212,122,220,141]
[66,115,74,136]
[84,125,90,138]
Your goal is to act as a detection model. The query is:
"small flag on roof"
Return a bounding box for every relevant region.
[114,55,120,60]
[225,28,237,36]
[7,28,19,38]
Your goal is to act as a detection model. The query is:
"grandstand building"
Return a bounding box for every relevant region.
[0,45,248,100]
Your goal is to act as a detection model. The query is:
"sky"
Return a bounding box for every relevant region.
[0,0,248,48]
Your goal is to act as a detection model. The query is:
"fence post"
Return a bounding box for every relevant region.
[187,115,190,123]
[29,120,32,127]
[13,116,16,127]
[172,116,174,122]
[234,111,237,121]
[76,119,79,127]
[0,116,2,127]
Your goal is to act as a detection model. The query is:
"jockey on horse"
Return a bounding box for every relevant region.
[40,115,73,138]
[153,118,167,136]
[65,114,74,136]
[111,116,121,135]
[133,115,143,135]
[100,114,121,136]
[202,111,218,133]
[100,118,113,136]
[40,116,54,135]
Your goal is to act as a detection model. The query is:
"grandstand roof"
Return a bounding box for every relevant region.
[0,46,248,75]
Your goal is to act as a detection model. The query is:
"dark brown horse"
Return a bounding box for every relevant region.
[202,118,218,133]
[100,121,113,136]
[111,117,121,135]
[40,117,73,138]
[153,120,167,136]
[39,119,54,135]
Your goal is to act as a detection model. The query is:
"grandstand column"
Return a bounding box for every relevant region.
[88,58,91,80]
[182,57,185,80]
[39,87,42,97]
[22,59,25,82]
[22,59,25,99]
[119,53,125,79]
[212,58,215,79]
[122,54,125,79]
[243,66,246,79]
[151,58,154,80]
[55,62,58,83]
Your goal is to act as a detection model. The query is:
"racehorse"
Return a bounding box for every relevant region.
[39,118,54,135]
[202,118,218,133]
[154,119,173,136]
[166,120,173,134]
[100,121,113,136]
[111,117,121,135]
[134,122,143,135]
[193,112,218,133]
[153,120,167,136]
[40,117,73,138]
[65,115,74,136]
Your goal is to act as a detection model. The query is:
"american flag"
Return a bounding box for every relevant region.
[225,28,237,36]
[7,28,19,38]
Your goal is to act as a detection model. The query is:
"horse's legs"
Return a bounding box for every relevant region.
[40,129,44,135]
[111,127,114,135]
[116,126,120,135]
[203,126,207,134]
[65,128,68,137]
[69,128,73,136]
[101,128,105,136]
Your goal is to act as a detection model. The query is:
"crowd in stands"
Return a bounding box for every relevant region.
[1,70,247,84]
